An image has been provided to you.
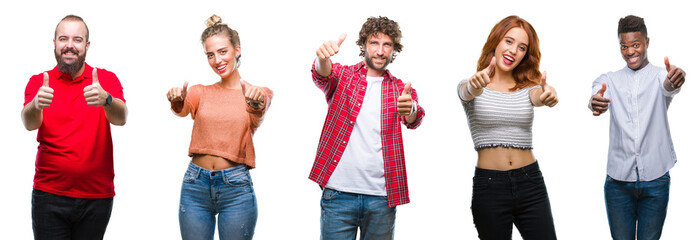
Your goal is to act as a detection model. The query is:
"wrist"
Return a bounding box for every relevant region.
[103,94,113,107]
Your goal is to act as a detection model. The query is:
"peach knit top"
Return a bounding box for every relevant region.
[174,81,272,168]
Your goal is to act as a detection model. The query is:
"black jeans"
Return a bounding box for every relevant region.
[471,161,557,240]
[32,189,113,240]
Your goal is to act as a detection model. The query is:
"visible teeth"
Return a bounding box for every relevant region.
[504,55,514,61]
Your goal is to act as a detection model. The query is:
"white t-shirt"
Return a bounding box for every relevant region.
[326,76,386,196]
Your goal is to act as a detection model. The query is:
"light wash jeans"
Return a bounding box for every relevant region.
[179,162,257,240]
[320,188,396,240]
[605,171,670,240]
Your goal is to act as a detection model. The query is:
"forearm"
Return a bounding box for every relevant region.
[458,79,482,101]
[21,103,42,131]
[104,99,127,126]
[315,57,332,77]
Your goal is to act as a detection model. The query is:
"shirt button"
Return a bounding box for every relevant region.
[358,103,361,106]
[342,141,347,144]
[350,121,354,124]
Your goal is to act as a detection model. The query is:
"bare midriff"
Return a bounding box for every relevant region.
[191,154,242,171]
[476,146,536,171]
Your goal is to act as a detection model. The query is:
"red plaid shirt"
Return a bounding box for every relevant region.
[308,61,425,207]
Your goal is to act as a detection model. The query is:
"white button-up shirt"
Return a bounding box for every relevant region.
[591,63,680,181]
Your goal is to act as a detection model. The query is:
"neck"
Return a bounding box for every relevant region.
[492,68,516,85]
[220,69,242,89]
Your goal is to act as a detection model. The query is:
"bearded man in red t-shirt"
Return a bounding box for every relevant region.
[21,14,128,240]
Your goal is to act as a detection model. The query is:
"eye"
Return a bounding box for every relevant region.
[519,46,526,51]
[633,44,640,48]
[75,38,83,43]
[620,46,628,50]
[221,50,227,54]
[206,53,213,59]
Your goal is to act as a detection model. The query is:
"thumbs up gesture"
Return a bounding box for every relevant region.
[167,81,189,102]
[397,82,414,117]
[316,33,346,61]
[83,68,109,107]
[34,72,54,110]
[664,57,686,89]
[244,85,266,109]
[538,71,558,107]
[591,83,610,116]
[467,56,496,97]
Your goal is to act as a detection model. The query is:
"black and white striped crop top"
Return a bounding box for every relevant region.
[458,80,540,150]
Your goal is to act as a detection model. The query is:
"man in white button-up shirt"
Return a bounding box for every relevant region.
[589,15,686,240]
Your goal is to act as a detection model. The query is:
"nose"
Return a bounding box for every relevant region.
[215,54,222,64]
[625,48,635,56]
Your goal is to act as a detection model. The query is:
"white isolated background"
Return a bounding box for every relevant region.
[1,0,696,239]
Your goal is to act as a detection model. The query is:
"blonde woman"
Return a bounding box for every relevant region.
[167,15,272,240]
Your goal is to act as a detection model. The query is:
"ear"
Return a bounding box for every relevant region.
[86,41,91,51]
[645,37,649,47]
[235,45,241,55]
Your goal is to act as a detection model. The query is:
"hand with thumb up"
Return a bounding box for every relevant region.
[397,82,414,117]
[34,72,54,110]
[83,68,109,107]
[591,83,610,116]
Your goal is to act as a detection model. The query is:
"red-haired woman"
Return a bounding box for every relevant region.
[457,15,558,239]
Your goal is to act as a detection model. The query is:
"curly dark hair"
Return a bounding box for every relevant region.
[356,16,403,61]
[618,15,647,37]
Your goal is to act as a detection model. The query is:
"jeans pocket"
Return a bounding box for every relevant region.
[526,170,544,183]
[472,176,491,192]
[182,170,196,183]
[224,171,251,187]
[656,172,671,182]
[322,188,340,200]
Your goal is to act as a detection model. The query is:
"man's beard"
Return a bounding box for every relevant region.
[365,53,389,72]
[55,48,86,75]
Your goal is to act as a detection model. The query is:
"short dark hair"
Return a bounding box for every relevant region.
[356,16,403,61]
[618,15,647,37]
[55,15,89,42]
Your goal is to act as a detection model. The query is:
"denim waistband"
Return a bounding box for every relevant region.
[474,161,540,178]
[187,162,249,179]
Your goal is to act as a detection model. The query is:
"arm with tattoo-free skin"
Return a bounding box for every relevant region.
[84,68,127,125]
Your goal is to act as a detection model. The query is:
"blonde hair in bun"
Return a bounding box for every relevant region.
[201,14,242,67]
[205,14,223,27]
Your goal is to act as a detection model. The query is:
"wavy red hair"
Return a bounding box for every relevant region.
[478,16,541,91]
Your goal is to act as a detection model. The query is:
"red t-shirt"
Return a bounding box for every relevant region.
[24,63,125,199]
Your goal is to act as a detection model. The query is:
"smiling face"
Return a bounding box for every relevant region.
[363,32,394,76]
[204,34,240,79]
[494,27,529,73]
[619,31,649,71]
[54,20,89,75]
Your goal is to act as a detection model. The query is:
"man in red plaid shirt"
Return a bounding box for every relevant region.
[309,16,425,239]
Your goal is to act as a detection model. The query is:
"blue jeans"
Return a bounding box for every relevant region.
[320,188,396,240]
[605,172,670,240]
[32,189,113,240]
[471,161,557,240]
[179,162,257,240]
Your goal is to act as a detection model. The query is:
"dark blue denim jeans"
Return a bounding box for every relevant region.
[320,188,396,240]
[179,162,257,240]
[604,172,670,240]
[471,161,557,240]
[32,189,113,240]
